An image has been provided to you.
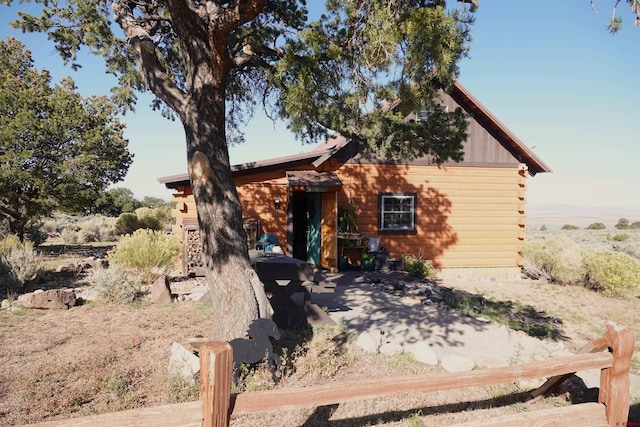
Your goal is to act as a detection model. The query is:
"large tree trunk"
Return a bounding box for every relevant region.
[114,0,272,341]
[182,84,272,342]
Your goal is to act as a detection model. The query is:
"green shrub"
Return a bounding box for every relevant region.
[113,213,142,236]
[24,222,47,245]
[79,216,115,243]
[91,264,144,304]
[560,224,580,230]
[539,224,547,231]
[615,218,631,229]
[611,233,630,242]
[113,207,167,236]
[586,222,606,230]
[402,254,437,279]
[522,235,584,285]
[631,222,640,229]
[108,229,180,283]
[1,244,44,288]
[0,235,22,257]
[582,251,640,298]
[60,228,79,245]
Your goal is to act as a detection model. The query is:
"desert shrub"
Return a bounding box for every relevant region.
[0,234,22,257]
[586,222,606,230]
[611,233,630,242]
[522,235,584,285]
[560,224,580,230]
[91,264,144,304]
[60,228,79,245]
[108,229,180,283]
[24,222,47,245]
[632,222,640,229]
[615,218,631,230]
[113,213,141,236]
[539,224,547,231]
[1,244,44,288]
[79,216,115,243]
[582,250,640,298]
[402,254,437,279]
[113,207,168,236]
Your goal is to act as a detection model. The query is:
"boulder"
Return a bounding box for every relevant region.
[17,289,76,310]
[188,286,210,302]
[168,342,200,383]
[355,331,379,353]
[406,342,439,366]
[149,275,172,303]
[379,342,404,356]
[441,354,475,372]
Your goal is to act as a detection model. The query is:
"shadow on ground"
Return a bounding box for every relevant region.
[440,287,568,341]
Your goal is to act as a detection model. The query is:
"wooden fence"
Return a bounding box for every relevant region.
[27,323,634,427]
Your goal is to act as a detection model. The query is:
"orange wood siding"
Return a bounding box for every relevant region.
[236,179,289,250]
[335,164,527,269]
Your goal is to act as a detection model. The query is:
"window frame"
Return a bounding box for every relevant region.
[378,192,418,235]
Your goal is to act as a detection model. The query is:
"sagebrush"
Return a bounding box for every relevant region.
[582,251,640,298]
[91,264,144,304]
[108,229,180,283]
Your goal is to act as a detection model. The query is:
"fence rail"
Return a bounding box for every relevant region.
[25,323,634,427]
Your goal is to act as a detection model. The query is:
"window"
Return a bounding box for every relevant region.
[415,105,448,122]
[378,192,417,234]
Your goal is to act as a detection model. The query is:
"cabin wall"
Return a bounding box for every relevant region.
[335,163,527,276]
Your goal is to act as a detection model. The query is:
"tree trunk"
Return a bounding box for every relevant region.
[182,87,271,342]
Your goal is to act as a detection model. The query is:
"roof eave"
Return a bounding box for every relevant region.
[451,81,552,176]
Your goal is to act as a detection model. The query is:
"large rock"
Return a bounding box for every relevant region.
[406,342,439,366]
[441,354,475,372]
[168,342,200,383]
[17,289,76,310]
[355,331,379,353]
[149,275,172,303]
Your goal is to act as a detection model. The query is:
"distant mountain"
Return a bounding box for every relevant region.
[526,204,640,230]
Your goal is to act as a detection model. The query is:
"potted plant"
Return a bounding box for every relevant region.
[338,203,359,237]
[361,252,375,271]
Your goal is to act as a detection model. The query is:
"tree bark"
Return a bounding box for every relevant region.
[182,97,271,341]
[114,0,273,341]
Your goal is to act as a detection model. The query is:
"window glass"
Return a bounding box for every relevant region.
[379,193,417,233]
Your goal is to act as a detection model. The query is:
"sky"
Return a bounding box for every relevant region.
[1,1,639,216]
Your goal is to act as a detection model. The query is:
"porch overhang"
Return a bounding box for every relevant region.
[286,171,343,192]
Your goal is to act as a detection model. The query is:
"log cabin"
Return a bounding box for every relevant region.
[158,81,551,280]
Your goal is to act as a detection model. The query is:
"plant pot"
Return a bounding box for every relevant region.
[361,259,374,271]
[338,256,350,271]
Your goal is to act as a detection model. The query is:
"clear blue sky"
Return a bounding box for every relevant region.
[2,1,638,212]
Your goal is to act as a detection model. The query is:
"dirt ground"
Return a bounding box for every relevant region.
[1,232,639,426]
[1,273,638,426]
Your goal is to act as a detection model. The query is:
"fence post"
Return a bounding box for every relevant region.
[599,322,634,427]
[200,341,233,427]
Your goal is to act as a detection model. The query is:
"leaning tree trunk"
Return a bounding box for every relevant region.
[182,85,272,342]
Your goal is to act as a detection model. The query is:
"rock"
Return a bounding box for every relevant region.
[168,342,200,383]
[54,264,84,278]
[17,289,76,310]
[406,342,439,366]
[189,286,210,302]
[1,299,10,310]
[355,331,379,353]
[148,275,172,303]
[75,287,99,302]
[379,342,403,356]
[441,354,475,372]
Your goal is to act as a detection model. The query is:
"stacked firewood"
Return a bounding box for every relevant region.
[184,229,204,276]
